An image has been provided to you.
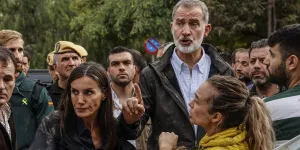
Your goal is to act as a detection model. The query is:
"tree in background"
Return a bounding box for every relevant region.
[0,0,75,68]
[0,0,299,68]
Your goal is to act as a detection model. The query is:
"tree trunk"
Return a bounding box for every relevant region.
[273,0,276,31]
[268,0,273,36]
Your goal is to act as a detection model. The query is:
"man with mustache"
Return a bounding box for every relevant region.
[107,46,138,148]
[120,0,234,149]
[249,39,281,98]
[231,48,252,88]
[47,41,85,109]
[263,24,300,146]
[0,30,54,150]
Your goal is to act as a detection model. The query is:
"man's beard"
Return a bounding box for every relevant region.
[172,29,202,54]
[251,70,270,87]
[253,77,272,90]
[111,77,131,87]
[267,63,290,88]
[16,62,23,72]
[237,73,251,85]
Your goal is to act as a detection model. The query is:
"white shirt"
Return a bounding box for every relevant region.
[111,89,136,147]
[170,47,211,135]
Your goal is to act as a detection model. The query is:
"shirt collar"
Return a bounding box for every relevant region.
[53,80,65,94]
[0,103,11,120]
[76,117,89,137]
[15,72,26,87]
[111,86,136,109]
[171,47,207,73]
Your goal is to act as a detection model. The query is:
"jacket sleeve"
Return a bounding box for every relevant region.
[117,67,153,140]
[35,87,54,125]
[29,115,55,150]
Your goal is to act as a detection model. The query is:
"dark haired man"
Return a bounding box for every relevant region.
[249,39,281,98]
[107,46,137,147]
[232,48,252,88]
[0,47,17,150]
[264,24,300,146]
[22,51,30,76]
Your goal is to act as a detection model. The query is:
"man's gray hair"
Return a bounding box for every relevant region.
[172,0,209,23]
[53,53,58,65]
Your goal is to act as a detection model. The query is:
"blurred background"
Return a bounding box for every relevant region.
[0,0,299,69]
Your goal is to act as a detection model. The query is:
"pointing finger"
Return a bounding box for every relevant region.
[134,83,143,104]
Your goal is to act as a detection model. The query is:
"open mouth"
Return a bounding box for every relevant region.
[252,72,264,77]
[180,39,192,45]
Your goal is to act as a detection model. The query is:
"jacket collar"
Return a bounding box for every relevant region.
[15,72,26,87]
[152,43,231,75]
[52,81,65,94]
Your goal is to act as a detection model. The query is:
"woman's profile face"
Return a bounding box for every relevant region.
[71,76,105,119]
[189,82,215,129]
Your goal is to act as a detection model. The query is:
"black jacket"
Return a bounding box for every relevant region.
[126,44,235,149]
[46,81,64,109]
[0,110,17,150]
[29,111,136,150]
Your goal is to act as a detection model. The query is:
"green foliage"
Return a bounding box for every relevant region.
[0,0,75,68]
[0,0,299,68]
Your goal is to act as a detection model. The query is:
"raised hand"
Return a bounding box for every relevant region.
[122,83,145,125]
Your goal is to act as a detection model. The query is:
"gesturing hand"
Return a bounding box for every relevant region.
[159,132,178,150]
[122,83,145,125]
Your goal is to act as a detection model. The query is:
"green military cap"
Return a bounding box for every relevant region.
[54,41,82,57]
[46,51,55,66]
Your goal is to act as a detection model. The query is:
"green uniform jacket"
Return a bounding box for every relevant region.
[9,72,54,150]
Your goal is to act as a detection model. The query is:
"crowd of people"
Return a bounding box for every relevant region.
[0,0,300,150]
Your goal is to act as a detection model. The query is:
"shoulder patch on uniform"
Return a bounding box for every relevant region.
[22,98,28,105]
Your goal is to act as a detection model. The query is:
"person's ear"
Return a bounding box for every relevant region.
[15,72,19,79]
[102,95,107,101]
[134,65,137,75]
[286,55,299,71]
[106,67,110,76]
[211,112,223,123]
[204,24,212,37]
[53,64,57,71]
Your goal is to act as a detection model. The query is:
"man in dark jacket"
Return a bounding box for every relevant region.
[0,47,18,150]
[121,0,234,149]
